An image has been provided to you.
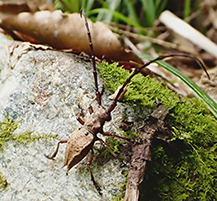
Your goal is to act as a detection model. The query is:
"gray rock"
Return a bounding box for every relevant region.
[0,33,129,201]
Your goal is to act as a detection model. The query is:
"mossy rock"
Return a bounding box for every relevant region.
[98,62,217,201]
[0,114,59,189]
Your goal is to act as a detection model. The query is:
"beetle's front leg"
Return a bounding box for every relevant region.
[77,117,84,125]
[88,85,105,114]
[45,140,68,159]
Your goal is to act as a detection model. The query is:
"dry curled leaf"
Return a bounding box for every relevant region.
[0,9,142,63]
[7,41,52,68]
[109,86,127,101]
[0,1,52,15]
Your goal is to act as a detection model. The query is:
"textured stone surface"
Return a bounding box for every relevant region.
[0,33,129,201]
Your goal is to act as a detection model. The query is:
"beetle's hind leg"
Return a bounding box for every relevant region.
[44,140,68,159]
[98,138,127,167]
[88,148,102,195]
[103,132,130,141]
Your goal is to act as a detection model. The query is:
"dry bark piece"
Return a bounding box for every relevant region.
[124,105,171,201]
[0,10,142,63]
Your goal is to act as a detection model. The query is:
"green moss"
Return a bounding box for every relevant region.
[0,113,21,151]
[0,172,8,190]
[0,114,59,150]
[0,114,59,189]
[98,62,180,110]
[98,62,217,201]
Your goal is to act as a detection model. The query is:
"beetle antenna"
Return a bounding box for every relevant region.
[107,54,209,113]
[81,9,101,105]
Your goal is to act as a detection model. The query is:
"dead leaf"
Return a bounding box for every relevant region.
[109,86,127,101]
[7,41,52,68]
[0,1,52,16]
[0,10,142,63]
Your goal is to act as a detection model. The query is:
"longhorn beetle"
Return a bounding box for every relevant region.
[45,9,209,194]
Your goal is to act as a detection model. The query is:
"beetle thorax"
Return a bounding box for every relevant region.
[84,105,111,135]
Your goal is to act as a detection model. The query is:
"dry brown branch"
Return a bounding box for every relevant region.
[109,26,197,55]
[124,105,171,201]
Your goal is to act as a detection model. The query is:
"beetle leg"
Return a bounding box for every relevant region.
[103,132,130,141]
[88,149,102,195]
[77,117,84,125]
[44,140,68,159]
[98,138,127,167]
[98,138,118,158]
[87,149,95,182]
[88,86,104,114]
[88,105,94,114]
[88,96,97,114]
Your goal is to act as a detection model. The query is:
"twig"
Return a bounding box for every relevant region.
[124,104,170,201]
[108,25,196,55]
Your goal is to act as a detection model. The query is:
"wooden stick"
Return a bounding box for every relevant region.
[124,105,170,201]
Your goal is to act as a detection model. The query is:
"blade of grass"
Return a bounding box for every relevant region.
[184,0,191,19]
[88,8,143,28]
[140,0,155,26]
[124,0,140,25]
[70,0,80,12]
[82,0,95,14]
[96,0,122,23]
[138,54,217,118]
[155,0,168,17]
[54,0,82,13]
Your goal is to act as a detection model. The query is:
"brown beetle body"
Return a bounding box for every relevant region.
[64,126,94,174]
[64,105,110,174]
